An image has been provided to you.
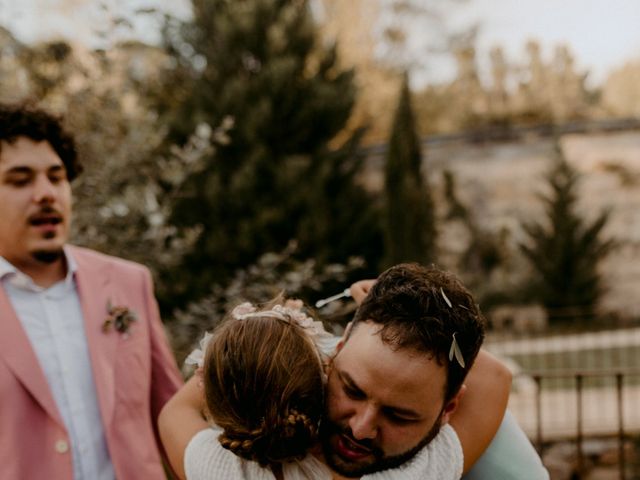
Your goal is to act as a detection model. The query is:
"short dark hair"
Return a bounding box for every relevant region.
[351,263,485,402]
[0,104,81,180]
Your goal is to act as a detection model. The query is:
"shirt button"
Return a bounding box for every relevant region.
[55,440,69,454]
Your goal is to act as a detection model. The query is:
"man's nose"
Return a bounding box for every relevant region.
[349,405,378,441]
[32,176,56,203]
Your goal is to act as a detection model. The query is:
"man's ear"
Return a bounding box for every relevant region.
[336,321,354,352]
[441,384,467,425]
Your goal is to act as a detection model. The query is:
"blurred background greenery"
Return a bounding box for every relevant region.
[4,3,640,475]
[0,0,637,361]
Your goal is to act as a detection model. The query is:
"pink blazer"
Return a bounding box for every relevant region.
[0,246,183,479]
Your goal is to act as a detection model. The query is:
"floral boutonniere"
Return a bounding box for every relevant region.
[102,300,138,336]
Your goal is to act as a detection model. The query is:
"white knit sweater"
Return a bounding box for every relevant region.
[184,424,463,479]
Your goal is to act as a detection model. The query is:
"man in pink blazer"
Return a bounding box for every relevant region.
[0,104,183,479]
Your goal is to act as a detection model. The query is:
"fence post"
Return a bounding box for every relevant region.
[576,374,583,476]
[617,373,625,480]
[534,374,543,452]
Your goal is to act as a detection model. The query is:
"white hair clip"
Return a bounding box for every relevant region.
[448,332,465,368]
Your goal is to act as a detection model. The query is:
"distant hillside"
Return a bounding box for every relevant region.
[362,128,640,320]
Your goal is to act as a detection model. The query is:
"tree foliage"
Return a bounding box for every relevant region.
[383,73,436,266]
[519,146,615,323]
[442,169,502,276]
[0,31,240,313]
[168,242,363,365]
[1,10,380,319]
[158,0,382,306]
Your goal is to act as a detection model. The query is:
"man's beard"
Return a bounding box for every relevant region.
[32,249,64,264]
[320,413,443,478]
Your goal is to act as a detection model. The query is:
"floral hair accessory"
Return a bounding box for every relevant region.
[184,301,339,369]
[185,332,214,368]
[231,302,337,358]
[102,300,137,336]
[448,332,465,368]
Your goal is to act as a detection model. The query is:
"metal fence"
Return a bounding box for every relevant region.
[530,370,639,479]
[486,327,640,479]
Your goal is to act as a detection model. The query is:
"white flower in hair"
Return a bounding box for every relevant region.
[185,331,214,368]
[273,304,338,358]
[231,302,257,318]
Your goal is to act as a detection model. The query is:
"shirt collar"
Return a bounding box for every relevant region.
[0,256,16,281]
[0,247,78,291]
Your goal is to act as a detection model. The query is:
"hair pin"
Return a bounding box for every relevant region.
[448,332,465,368]
[440,287,452,308]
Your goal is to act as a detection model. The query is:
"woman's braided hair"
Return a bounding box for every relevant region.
[217,408,319,464]
[202,299,325,466]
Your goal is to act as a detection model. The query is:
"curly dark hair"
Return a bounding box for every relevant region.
[351,263,486,402]
[0,103,81,180]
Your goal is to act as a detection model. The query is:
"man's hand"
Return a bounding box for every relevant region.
[349,279,376,305]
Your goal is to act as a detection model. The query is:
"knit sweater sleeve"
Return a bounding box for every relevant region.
[184,428,276,480]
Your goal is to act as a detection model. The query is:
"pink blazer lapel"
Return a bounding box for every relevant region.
[73,249,119,429]
[0,287,65,428]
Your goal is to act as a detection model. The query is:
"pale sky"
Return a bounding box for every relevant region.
[1,0,639,88]
[0,0,190,46]
[457,0,640,86]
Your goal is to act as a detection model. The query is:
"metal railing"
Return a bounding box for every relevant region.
[487,327,640,478]
[528,369,640,479]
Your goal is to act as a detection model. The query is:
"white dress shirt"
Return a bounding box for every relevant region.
[0,249,115,480]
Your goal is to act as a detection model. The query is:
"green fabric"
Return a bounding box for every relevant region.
[463,411,549,480]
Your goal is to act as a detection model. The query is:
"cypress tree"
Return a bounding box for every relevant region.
[383,73,436,266]
[519,145,615,324]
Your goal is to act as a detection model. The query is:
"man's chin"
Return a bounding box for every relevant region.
[32,248,64,264]
[324,450,409,478]
[321,421,441,477]
[323,453,374,478]
[324,442,428,478]
[322,434,385,478]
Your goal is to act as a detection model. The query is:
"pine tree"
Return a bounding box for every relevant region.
[519,145,615,324]
[158,0,382,305]
[383,73,436,266]
[443,170,502,277]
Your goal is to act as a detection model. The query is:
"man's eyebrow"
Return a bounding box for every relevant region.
[339,371,366,396]
[339,370,422,419]
[47,164,66,173]
[4,164,64,175]
[3,166,33,175]
[382,405,422,419]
